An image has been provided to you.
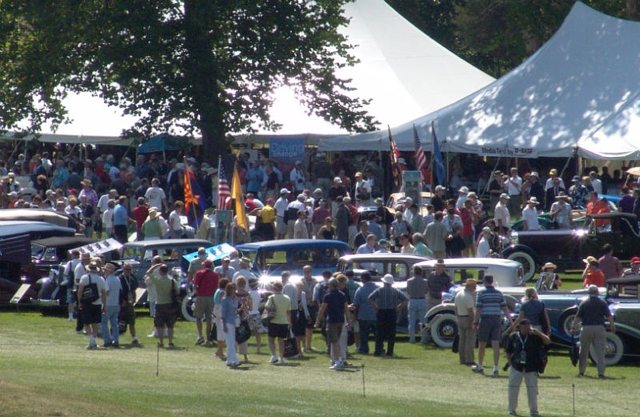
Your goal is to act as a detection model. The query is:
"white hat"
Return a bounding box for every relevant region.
[280,188,291,195]
[499,193,510,199]
[333,177,342,183]
[382,274,394,284]
[458,186,469,193]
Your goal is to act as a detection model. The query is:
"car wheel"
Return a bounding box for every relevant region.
[430,313,458,349]
[590,333,624,366]
[181,294,196,322]
[506,251,536,282]
[559,310,578,338]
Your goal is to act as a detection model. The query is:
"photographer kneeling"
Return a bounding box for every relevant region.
[505,319,550,417]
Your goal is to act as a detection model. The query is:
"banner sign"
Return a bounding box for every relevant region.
[479,146,537,158]
[269,137,305,173]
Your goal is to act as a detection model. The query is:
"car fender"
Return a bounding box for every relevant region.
[501,244,537,259]
[613,323,640,341]
[425,303,455,323]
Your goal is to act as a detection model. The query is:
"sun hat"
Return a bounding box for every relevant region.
[148,208,159,219]
[527,197,539,204]
[382,274,394,284]
[458,186,469,193]
[631,256,640,264]
[542,262,557,270]
[499,193,510,199]
[279,188,291,195]
[583,256,597,265]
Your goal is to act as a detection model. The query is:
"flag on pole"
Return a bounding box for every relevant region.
[388,125,402,188]
[413,124,430,184]
[231,162,249,232]
[183,161,209,226]
[217,156,231,209]
[431,121,446,186]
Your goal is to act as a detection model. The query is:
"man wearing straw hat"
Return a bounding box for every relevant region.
[521,197,541,231]
[368,274,408,357]
[550,192,573,229]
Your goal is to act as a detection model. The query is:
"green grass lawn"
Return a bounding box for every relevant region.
[0,311,638,417]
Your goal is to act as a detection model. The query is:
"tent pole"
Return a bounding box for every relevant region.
[483,156,501,197]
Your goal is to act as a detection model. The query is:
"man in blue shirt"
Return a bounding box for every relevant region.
[369,274,408,357]
[113,195,133,243]
[352,272,377,354]
[473,275,513,376]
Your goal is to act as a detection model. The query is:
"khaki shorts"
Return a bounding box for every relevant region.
[326,322,344,344]
[193,297,214,321]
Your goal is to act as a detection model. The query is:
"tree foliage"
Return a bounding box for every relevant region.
[0,0,378,159]
[386,0,640,78]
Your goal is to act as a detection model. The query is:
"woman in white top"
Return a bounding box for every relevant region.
[248,278,263,353]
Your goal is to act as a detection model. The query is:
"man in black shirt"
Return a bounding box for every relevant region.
[505,319,550,417]
[571,285,615,378]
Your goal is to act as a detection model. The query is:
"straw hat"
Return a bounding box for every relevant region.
[542,262,557,270]
[148,208,159,219]
[381,274,394,284]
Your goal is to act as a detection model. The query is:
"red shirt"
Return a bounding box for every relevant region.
[193,269,219,297]
[583,269,605,287]
[133,205,149,228]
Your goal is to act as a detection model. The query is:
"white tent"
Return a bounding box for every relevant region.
[26,0,493,143]
[320,2,640,160]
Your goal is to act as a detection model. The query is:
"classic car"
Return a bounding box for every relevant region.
[0,234,34,304]
[336,253,431,290]
[33,238,123,312]
[418,258,525,348]
[530,275,640,367]
[0,208,77,228]
[502,211,640,281]
[236,239,350,283]
[0,220,76,240]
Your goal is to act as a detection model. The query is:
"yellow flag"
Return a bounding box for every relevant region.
[231,164,249,232]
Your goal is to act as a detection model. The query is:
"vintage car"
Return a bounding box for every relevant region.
[418,258,525,348]
[0,208,76,228]
[336,253,431,290]
[33,238,123,312]
[0,234,34,304]
[502,211,640,281]
[537,275,640,366]
[236,239,350,283]
[0,220,76,240]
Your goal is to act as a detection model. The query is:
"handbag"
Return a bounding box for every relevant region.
[235,320,252,344]
[451,333,459,353]
[283,337,299,358]
[261,296,276,325]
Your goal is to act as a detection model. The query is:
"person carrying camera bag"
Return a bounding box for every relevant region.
[505,319,551,417]
[77,261,107,350]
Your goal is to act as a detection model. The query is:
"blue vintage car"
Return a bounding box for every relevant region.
[534,277,640,366]
[236,239,351,283]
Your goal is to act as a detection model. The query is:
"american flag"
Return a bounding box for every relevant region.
[217,156,231,208]
[413,124,429,182]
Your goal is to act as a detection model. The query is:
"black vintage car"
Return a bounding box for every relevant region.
[502,212,640,281]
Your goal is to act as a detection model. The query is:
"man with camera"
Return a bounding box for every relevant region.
[505,319,550,417]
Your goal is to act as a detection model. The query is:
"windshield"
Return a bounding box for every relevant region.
[31,244,45,260]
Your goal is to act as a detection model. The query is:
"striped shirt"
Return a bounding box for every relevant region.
[475,286,506,318]
[368,285,408,310]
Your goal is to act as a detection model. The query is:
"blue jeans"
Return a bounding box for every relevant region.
[101,305,120,345]
[408,298,427,342]
[357,320,377,354]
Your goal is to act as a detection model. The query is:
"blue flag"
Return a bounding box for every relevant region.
[431,122,445,186]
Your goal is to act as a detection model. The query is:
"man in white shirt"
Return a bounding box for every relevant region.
[289,161,306,193]
[145,178,168,214]
[274,188,291,239]
[233,257,257,283]
[505,167,523,215]
[521,197,541,231]
[589,171,603,195]
[550,193,573,229]
[494,193,511,235]
[476,227,493,258]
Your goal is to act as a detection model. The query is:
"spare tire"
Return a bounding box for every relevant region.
[430,313,458,349]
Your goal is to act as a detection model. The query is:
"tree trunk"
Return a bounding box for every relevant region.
[628,0,640,19]
[183,0,228,163]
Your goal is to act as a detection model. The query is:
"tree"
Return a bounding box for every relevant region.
[0,1,377,159]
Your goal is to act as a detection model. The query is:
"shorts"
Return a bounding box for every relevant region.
[154,303,177,329]
[193,297,214,321]
[121,303,136,326]
[326,322,344,344]
[268,323,289,339]
[81,303,102,324]
[477,316,502,343]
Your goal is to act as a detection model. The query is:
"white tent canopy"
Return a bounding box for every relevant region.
[320,2,640,160]
[23,0,493,144]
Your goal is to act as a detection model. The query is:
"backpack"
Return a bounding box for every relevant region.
[80,275,100,305]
